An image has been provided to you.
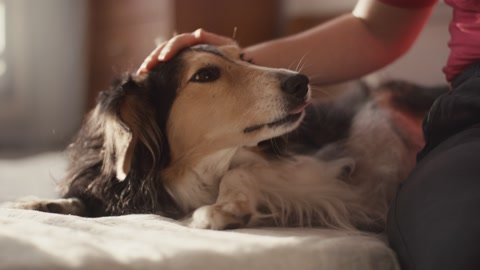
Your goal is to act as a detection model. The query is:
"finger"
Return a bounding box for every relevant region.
[136,34,196,75]
[193,28,237,46]
[157,33,201,61]
[136,43,167,75]
[159,29,237,61]
[137,29,238,75]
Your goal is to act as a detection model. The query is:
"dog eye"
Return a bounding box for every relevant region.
[190,66,220,83]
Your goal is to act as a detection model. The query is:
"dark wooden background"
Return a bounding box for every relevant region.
[87,0,328,108]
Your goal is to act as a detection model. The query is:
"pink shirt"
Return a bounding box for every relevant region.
[380,0,480,82]
[443,0,480,82]
[379,0,437,8]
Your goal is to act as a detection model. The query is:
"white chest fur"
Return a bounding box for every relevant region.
[164,148,238,213]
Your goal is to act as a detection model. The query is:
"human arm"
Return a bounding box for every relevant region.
[243,0,435,84]
[137,0,435,85]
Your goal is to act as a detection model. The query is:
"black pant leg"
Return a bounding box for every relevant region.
[388,124,480,270]
[388,64,480,270]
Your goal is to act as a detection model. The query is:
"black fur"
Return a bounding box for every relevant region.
[377,80,449,117]
[259,84,370,157]
[59,44,448,220]
[62,55,184,217]
[260,81,448,158]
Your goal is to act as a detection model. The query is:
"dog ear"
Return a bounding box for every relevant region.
[102,77,163,181]
[63,58,182,216]
[104,107,136,181]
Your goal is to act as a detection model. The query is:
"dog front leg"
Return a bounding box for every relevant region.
[4,197,86,216]
[188,169,257,230]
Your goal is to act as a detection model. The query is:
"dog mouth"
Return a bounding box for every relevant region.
[243,101,312,134]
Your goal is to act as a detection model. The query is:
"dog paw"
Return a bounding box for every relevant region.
[189,204,252,230]
[5,197,86,215]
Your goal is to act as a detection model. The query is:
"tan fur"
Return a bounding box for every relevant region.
[156,46,406,230]
[11,45,422,231]
[160,46,313,216]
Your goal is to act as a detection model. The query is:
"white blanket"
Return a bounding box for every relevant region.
[0,153,400,270]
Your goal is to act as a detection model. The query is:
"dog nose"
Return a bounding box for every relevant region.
[281,73,309,99]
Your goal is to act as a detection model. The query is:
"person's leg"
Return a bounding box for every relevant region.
[388,124,480,270]
[388,65,480,270]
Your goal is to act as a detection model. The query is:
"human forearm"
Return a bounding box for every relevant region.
[137,0,434,85]
[243,0,434,85]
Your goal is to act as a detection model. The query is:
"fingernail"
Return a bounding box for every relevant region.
[137,66,147,75]
[194,29,202,38]
[158,51,166,61]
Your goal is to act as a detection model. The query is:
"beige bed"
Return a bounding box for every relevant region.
[0,152,399,270]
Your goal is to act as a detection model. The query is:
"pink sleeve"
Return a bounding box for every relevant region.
[378,0,438,8]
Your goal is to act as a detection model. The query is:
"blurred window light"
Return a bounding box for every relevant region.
[0,59,5,76]
[0,1,4,55]
[0,0,6,93]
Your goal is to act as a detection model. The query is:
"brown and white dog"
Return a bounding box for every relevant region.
[15,44,446,231]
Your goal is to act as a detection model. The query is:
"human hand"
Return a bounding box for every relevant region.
[137,29,237,75]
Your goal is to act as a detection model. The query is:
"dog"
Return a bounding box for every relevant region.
[13,44,446,231]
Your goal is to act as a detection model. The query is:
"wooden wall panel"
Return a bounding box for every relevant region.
[87,0,283,108]
[174,0,283,47]
[87,0,173,109]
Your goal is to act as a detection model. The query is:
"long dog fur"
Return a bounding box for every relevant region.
[13,44,446,231]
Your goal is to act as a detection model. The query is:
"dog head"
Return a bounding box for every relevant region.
[67,44,310,215]
[164,45,311,159]
[104,44,311,180]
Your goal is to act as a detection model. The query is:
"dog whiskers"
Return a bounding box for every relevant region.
[309,84,336,100]
[286,51,310,73]
[295,51,311,73]
[232,27,238,40]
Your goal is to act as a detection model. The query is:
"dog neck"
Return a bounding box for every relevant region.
[163,145,239,213]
